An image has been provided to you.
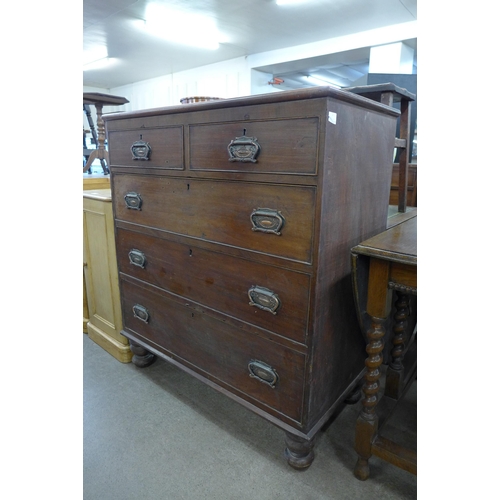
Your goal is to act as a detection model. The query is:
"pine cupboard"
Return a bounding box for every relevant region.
[83,188,132,363]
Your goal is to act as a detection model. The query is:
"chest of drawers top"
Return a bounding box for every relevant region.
[104,86,399,182]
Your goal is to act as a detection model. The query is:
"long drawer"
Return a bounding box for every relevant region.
[113,174,316,264]
[120,276,307,423]
[116,227,311,344]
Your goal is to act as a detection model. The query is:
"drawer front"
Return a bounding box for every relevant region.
[116,228,311,344]
[108,126,183,169]
[120,278,306,422]
[189,117,319,174]
[113,174,316,263]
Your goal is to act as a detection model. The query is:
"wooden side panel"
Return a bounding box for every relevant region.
[83,197,123,341]
[305,99,398,429]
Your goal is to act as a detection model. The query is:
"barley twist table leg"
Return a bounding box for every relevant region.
[354,316,385,480]
[385,291,409,399]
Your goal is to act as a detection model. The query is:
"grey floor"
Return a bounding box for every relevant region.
[83,334,417,499]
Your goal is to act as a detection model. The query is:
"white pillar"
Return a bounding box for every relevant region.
[369,42,414,74]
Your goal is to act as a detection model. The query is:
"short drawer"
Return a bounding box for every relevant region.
[113,174,316,264]
[116,227,311,344]
[107,126,183,169]
[189,117,319,175]
[120,277,306,423]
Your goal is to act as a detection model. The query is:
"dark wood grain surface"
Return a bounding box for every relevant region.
[352,216,416,265]
[105,86,400,468]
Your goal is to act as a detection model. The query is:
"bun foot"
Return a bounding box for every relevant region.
[130,341,156,368]
[344,382,363,404]
[354,458,370,480]
[284,432,315,470]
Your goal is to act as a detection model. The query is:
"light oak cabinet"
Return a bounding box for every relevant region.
[83,188,132,363]
[83,174,110,191]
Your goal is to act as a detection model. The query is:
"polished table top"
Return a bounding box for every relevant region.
[352,216,417,266]
[83,92,129,106]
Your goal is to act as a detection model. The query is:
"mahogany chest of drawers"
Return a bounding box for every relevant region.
[104,87,399,469]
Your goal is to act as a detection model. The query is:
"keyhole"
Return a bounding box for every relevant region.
[189,249,193,257]
[187,183,190,191]
[139,134,143,140]
[243,128,247,136]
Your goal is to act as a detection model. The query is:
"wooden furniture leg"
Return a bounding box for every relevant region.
[354,316,386,480]
[82,92,129,173]
[83,103,110,173]
[354,258,390,480]
[396,99,410,213]
[385,291,409,400]
[129,340,156,368]
[284,432,316,470]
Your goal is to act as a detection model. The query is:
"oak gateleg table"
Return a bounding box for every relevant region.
[351,214,417,480]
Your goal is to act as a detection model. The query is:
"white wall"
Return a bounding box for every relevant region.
[104,56,250,113]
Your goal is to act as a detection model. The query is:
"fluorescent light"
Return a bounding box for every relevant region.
[304,75,342,88]
[140,5,224,50]
[83,46,118,71]
[83,46,108,66]
[276,0,312,5]
[83,57,117,71]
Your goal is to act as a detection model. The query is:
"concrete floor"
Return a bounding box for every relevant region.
[83,334,417,499]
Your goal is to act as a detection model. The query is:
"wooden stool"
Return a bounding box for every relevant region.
[83,92,129,174]
[346,83,415,213]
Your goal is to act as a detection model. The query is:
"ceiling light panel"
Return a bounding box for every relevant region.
[139,3,225,50]
[83,46,108,66]
[276,0,314,5]
[303,74,342,88]
[83,57,118,71]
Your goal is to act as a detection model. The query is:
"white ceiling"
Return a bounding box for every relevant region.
[83,0,417,91]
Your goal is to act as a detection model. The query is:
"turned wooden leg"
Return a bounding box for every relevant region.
[354,316,385,481]
[344,379,364,405]
[385,291,409,400]
[284,432,315,470]
[129,340,156,368]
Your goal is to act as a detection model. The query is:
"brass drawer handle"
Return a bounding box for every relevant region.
[250,208,284,235]
[248,285,280,315]
[132,304,150,323]
[227,133,261,163]
[124,192,142,210]
[131,136,151,160]
[128,249,146,268]
[248,360,279,388]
